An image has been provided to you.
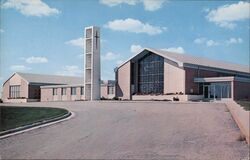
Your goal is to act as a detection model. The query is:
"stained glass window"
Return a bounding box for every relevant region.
[138,53,164,94]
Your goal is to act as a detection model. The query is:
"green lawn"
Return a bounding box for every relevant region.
[236,101,250,111]
[0,106,69,132]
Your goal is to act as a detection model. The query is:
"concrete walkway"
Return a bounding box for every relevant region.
[0,101,249,159]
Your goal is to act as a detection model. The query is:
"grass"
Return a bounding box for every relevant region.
[0,106,69,132]
[236,100,250,111]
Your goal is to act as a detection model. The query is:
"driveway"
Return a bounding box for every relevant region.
[0,101,249,159]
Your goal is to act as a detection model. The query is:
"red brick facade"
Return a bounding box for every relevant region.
[233,81,250,100]
[184,67,232,94]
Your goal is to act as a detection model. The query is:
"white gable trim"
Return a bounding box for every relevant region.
[117,48,183,70]
[2,72,29,86]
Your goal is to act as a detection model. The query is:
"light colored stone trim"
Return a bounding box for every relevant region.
[223,100,250,145]
[132,94,203,101]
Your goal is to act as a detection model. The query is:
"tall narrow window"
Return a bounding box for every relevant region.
[61,88,66,95]
[9,85,20,98]
[53,88,57,95]
[108,86,114,95]
[81,87,84,95]
[138,53,164,94]
[71,87,76,95]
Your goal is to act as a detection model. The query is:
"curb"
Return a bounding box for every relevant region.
[223,100,250,145]
[0,111,74,139]
[95,100,211,104]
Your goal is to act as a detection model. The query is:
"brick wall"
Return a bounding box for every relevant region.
[184,67,232,94]
[233,81,250,100]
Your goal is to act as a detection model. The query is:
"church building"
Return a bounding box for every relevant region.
[115,48,250,101]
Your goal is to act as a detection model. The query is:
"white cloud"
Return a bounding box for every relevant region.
[24,56,48,64]
[102,52,119,61]
[194,37,220,47]
[161,47,185,54]
[194,37,206,44]
[99,0,138,7]
[130,44,143,54]
[216,22,236,29]
[206,40,219,47]
[104,18,166,35]
[0,29,4,33]
[10,65,31,71]
[100,0,167,11]
[66,38,104,49]
[206,1,250,29]
[143,0,166,11]
[56,65,83,76]
[2,0,60,17]
[65,37,84,48]
[226,37,243,44]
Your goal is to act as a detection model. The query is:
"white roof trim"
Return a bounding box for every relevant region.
[16,72,29,84]
[116,48,249,74]
[2,72,29,86]
[194,76,250,83]
[41,84,84,89]
[117,48,183,70]
[194,76,235,83]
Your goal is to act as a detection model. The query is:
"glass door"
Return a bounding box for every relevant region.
[204,85,210,99]
[211,82,231,100]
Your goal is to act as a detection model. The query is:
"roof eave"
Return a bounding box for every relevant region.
[116,48,183,70]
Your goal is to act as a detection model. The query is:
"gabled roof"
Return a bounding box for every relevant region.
[18,72,83,84]
[117,48,250,74]
[3,72,83,86]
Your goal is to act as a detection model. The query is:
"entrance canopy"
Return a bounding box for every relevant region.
[194,76,235,83]
[194,76,250,83]
[194,76,235,100]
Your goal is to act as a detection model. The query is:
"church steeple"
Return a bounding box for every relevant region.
[84,26,101,100]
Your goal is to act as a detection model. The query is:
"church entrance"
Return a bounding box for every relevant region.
[203,82,231,100]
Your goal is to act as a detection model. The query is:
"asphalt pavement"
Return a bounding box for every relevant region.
[0,101,249,159]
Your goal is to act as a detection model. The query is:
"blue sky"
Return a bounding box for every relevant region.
[0,0,249,92]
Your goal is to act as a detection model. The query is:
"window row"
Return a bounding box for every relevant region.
[9,85,21,98]
[138,75,164,83]
[137,53,164,94]
[139,63,164,75]
[108,86,114,95]
[138,83,164,94]
[53,87,84,96]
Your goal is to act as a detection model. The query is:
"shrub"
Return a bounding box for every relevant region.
[100,96,108,100]
[112,97,120,100]
[173,97,179,101]
[165,93,175,95]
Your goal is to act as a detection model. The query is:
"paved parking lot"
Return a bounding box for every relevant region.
[0,101,249,159]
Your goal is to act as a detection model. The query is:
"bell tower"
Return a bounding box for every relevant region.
[84,26,100,100]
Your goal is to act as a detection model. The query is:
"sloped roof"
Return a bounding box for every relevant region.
[153,48,249,73]
[17,72,83,85]
[118,48,250,74]
[101,80,115,86]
